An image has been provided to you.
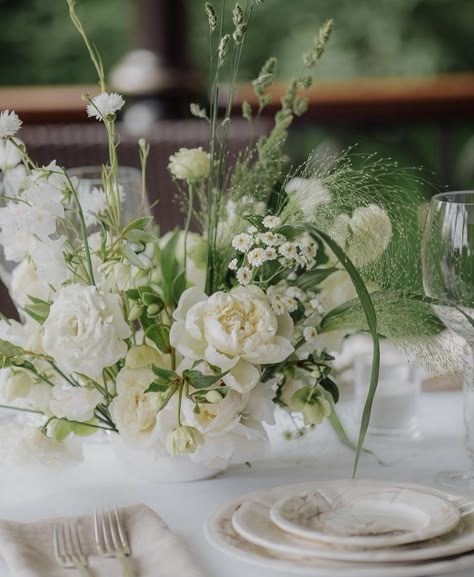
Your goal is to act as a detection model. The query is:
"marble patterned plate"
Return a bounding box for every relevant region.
[270,482,460,548]
[205,483,474,577]
[232,490,474,562]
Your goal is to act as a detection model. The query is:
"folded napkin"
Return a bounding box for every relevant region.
[0,504,203,577]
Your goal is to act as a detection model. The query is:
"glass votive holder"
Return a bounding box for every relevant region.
[354,354,422,438]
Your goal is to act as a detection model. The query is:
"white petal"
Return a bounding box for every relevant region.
[222,359,260,393]
[173,287,207,321]
[204,345,239,371]
[243,336,294,365]
[169,322,205,360]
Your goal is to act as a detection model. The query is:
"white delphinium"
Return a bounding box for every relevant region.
[262,215,281,229]
[49,386,103,423]
[0,138,23,170]
[86,92,125,121]
[0,423,82,467]
[170,286,294,393]
[168,147,210,183]
[43,285,132,378]
[232,233,253,253]
[236,266,252,285]
[0,110,22,138]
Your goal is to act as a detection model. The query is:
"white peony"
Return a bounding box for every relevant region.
[43,285,132,377]
[49,386,103,422]
[0,138,23,170]
[0,423,82,467]
[87,92,125,121]
[10,258,52,308]
[0,110,22,138]
[109,366,161,445]
[168,147,210,183]
[170,286,294,393]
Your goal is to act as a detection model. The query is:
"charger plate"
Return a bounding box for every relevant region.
[205,480,474,577]
[270,481,460,548]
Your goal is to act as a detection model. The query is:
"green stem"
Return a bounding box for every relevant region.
[48,360,80,388]
[0,404,43,415]
[183,184,194,278]
[177,384,184,427]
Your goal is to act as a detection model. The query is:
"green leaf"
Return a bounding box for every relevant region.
[297,267,338,291]
[319,377,339,403]
[182,369,227,389]
[151,364,177,381]
[24,298,50,325]
[0,339,24,358]
[145,381,170,393]
[172,270,187,306]
[124,229,158,244]
[306,225,380,478]
[161,228,180,306]
[121,216,153,236]
[126,288,141,301]
[121,244,147,269]
[145,324,171,353]
[141,291,164,307]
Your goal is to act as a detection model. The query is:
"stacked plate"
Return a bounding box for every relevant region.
[205,480,474,576]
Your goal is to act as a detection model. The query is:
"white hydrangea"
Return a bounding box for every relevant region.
[232,233,253,253]
[168,147,210,183]
[86,92,125,121]
[0,110,22,138]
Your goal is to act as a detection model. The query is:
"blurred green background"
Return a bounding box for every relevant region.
[0,0,472,85]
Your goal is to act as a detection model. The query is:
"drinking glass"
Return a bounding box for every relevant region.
[68,165,150,226]
[421,190,474,490]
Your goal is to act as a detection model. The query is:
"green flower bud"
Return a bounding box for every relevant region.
[128,303,144,322]
[301,397,331,426]
[205,389,223,404]
[147,303,161,317]
[167,426,204,456]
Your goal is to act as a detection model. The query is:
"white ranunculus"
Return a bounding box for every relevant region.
[0,423,82,467]
[10,258,52,308]
[170,286,294,393]
[49,386,103,422]
[0,138,23,170]
[159,230,207,289]
[43,285,132,377]
[109,366,161,446]
[168,147,210,183]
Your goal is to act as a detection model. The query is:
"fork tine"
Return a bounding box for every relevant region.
[53,524,62,564]
[94,508,105,555]
[100,508,113,554]
[107,509,122,551]
[71,523,87,565]
[113,506,131,555]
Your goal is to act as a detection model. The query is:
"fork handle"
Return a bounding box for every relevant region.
[118,554,135,577]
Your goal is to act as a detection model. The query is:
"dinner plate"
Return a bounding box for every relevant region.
[205,484,474,577]
[232,489,474,563]
[270,481,460,548]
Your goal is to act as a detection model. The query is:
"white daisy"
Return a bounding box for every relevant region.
[286,286,304,300]
[228,258,239,271]
[279,242,298,259]
[270,294,286,315]
[247,225,258,234]
[262,215,281,229]
[236,266,252,285]
[303,326,318,343]
[283,296,298,313]
[87,93,125,121]
[247,247,267,267]
[232,233,253,253]
[264,247,277,260]
[0,110,22,138]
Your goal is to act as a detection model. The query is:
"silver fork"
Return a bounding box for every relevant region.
[94,506,134,577]
[53,521,92,577]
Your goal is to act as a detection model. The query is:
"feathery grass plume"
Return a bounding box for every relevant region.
[218,34,231,64]
[190,103,208,120]
[205,2,217,32]
[304,19,334,68]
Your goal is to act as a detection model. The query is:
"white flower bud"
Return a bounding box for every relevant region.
[166,426,204,456]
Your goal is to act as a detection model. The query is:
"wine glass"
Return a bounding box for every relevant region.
[421,190,474,490]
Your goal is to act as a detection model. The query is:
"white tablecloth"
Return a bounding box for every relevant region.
[0,392,470,577]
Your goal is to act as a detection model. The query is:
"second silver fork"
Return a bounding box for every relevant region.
[94,506,134,577]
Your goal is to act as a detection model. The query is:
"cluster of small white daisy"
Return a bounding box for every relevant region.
[266,283,326,322]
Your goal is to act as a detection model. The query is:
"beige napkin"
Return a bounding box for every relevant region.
[0,504,204,577]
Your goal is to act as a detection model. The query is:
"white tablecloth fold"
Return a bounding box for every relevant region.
[0,503,203,577]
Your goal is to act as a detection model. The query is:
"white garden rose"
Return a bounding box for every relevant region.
[43,285,132,377]
[170,286,294,393]
[109,366,161,445]
[168,147,210,183]
[49,386,103,422]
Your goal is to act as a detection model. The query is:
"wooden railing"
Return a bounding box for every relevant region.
[1,74,473,125]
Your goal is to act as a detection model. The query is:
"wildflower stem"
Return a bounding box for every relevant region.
[183,184,194,279]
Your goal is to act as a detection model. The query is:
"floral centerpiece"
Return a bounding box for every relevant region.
[0,0,448,476]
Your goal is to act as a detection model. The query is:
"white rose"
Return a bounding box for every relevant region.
[43,285,132,377]
[10,258,51,308]
[49,386,103,422]
[170,286,294,393]
[168,147,210,183]
[109,366,161,445]
[0,423,82,467]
